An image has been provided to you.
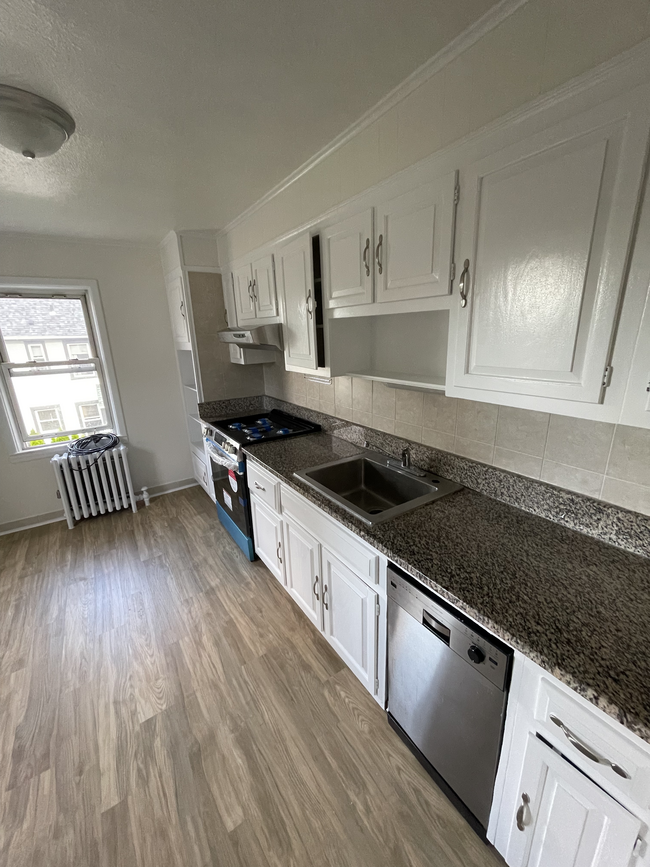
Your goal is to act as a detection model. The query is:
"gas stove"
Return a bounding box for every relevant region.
[206,409,321,446]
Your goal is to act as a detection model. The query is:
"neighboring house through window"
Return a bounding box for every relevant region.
[0,279,125,451]
[76,401,105,429]
[32,405,64,434]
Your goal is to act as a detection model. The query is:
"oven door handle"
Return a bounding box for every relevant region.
[205,440,241,472]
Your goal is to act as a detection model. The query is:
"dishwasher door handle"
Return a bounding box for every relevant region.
[422,610,451,645]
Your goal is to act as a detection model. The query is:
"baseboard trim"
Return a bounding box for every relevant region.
[147,479,198,498]
[0,479,199,536]
[0,509,66,536]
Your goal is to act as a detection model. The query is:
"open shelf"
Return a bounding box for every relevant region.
[348,370,445,391]
[329,310,449,391]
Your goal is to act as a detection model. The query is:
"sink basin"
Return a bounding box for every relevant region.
[294,451,462,525]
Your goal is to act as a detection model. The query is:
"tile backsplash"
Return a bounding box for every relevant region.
[263,363,650,518]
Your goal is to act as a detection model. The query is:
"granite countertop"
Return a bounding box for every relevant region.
[244,433,650,744]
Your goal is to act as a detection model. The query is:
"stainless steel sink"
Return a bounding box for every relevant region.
[294,451,462,525]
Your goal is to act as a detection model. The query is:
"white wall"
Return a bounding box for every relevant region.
[219,0,650,263]
[0,233,193,530]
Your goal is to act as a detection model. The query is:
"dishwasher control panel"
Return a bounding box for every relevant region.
[388,566,512,692]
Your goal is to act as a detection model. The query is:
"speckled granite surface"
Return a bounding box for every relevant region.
[245,433,650,744]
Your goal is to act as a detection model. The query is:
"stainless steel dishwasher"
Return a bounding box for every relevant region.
[387,563,513,836]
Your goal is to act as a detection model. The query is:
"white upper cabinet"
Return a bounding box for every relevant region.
[321,208,373,308]
[621,287,650,428]
[251,253,278,319]
[231,255,278,324]
[321,170,457,313]
[449,88,650,404]
[503,733,642,867]
[375,171,457,304]
[232,263,256,322]
[166,272,191,348]
[276,232,318,370]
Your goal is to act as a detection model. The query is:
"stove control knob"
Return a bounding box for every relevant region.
[467,645,485,664]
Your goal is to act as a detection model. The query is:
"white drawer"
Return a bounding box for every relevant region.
[534,674,650,810]
[247,460,281,513]
[281,484,384,591]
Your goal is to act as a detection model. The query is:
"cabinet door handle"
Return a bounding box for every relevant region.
[313,577,319,600]
[323,584,329,610]
[516,793,530,832]
[362,238,370,277]
[277,541,282,564]
[375,234,383,275]
[248,280,254,302]
[458,259,470,308]
[306,291,313,319]
[549,715,630,779]
[251,278,257,302]
[180,299,186,319]
[254,481,266,491]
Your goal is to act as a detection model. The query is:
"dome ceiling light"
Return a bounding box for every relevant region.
[0,84,75,159]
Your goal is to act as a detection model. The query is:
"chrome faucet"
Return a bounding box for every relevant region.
[363,440,424,476]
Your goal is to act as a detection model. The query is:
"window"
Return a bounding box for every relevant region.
[67,343,89,359]
[28,343,47,362]
[76,401,105,429]
[32,405,64,434]
[0,279,124,452]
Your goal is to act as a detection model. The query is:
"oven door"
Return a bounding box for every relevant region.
[206,440,254,558]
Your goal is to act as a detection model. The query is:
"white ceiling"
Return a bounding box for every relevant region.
[0,0,498,242]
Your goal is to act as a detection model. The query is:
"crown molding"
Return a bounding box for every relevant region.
[217,0,530,239]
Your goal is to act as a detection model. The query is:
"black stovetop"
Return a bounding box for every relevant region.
[208,409,321,446]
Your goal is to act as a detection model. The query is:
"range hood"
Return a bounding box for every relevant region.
[218,324,283,352]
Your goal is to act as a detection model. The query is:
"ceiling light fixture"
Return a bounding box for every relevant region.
[0,84,75,159]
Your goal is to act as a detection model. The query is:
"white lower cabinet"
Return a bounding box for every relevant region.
[321,547,378,696]
[492,654,650,867]
[250,495,284,584]
[283,515,321,628]
[248,471,385,704]
[504,733,642,867]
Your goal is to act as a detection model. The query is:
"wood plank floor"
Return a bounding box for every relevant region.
[0,487,504,867]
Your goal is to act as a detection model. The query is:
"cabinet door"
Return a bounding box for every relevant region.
[166,273,191,346]
[232,263,255,323]
[282,516,321,627]
[450,90,650,403]
[251,496,284,584]
[620,285,650,429]
[321,548,377,695]
[504,733,642,867]
[276,233,318,370]
[251,253,278,319]
[375,172,457,304]
[321,208,373,308]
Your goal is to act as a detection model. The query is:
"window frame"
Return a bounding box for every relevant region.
[28,343,47,362]
[0,278,126,456]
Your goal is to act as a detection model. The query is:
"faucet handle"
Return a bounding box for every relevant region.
[401,446,411,468]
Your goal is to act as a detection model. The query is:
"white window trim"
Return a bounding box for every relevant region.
[28,343,47,362]
[0,277,127,459]
[75,400,105,429]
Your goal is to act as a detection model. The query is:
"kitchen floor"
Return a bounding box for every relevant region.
[0,487,503,867]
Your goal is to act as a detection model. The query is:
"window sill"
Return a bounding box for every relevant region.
[9,436,128,463]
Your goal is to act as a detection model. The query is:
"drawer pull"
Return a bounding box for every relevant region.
[516,792,530,832]
[550,714,631,779]
[254,481,266,492]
